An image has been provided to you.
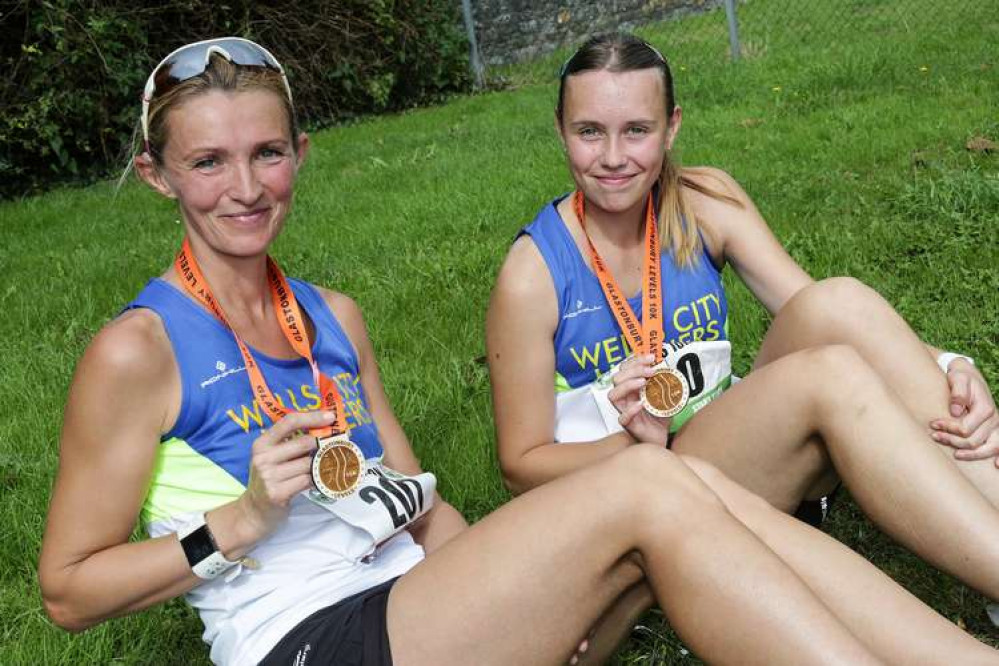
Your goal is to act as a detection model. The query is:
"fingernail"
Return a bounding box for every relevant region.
[322,411,336,419]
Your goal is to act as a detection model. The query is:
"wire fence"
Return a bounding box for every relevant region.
[654,0,992,66]
[463,0,996,78]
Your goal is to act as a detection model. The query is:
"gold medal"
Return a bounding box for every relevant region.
[311,436,366,500]
[640,367,689,418]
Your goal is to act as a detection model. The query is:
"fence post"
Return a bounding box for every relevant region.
[461,0,486,89]
[723,0,742,61]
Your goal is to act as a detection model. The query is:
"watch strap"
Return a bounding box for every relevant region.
[177,513,241,580]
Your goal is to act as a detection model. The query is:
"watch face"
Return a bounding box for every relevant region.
[182,525,217,565]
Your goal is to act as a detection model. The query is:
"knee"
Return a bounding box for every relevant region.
[679,455,776,515]
[792,344,883,413]
[805,343,871,382]
[676,455,728,493]
[609,445,728,523]
[784,276,880,329]
[812,276,875,302]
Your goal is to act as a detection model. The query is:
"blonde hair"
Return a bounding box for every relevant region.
[557,33,739,266]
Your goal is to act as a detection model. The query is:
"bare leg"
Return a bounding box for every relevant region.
[674,345,999,599]
[755,277,999,505]
[387,445,880,666]
[681,455,999,666]
[574,582,653,666]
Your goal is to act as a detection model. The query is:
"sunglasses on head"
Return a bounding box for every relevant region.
[141,37,292,148]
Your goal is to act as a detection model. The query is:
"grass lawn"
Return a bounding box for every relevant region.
[1,0,997,663]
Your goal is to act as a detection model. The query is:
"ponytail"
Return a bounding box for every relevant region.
[658,154,700,267]
[659,156,741,266]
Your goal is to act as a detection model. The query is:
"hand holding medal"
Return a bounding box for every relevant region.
[574,191,689,426]
[242,410,343,534]
[607,354,677,444]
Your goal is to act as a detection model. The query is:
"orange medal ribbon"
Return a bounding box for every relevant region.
[174,238,345,438]
[573,190,664,364]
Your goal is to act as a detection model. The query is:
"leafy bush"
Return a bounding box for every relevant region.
[0,0,470,199]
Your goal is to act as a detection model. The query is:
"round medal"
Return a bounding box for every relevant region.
[640,367,689,418]
[311,437,366,500]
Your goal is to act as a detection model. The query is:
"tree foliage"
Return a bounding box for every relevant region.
[0,0,470,198]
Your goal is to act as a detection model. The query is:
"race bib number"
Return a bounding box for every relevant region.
[308,463,436,559]
[592,339,733,434]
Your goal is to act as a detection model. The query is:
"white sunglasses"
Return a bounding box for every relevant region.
[141,37,293,148]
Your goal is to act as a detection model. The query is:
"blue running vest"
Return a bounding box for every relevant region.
[124,278,383,524]
[520,196,730,393]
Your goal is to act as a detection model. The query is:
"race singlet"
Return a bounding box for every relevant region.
[174,238,436,558]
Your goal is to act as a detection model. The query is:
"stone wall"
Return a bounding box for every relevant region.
[470,0,723,65]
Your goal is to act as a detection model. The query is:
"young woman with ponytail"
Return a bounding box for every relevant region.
[487,31,999,660]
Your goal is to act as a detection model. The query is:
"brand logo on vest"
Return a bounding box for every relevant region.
[200,360,247,389]
[562,299,604,321]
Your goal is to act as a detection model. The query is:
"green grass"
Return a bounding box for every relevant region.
[1,0,997,663]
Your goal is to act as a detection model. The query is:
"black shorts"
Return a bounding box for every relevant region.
[260,577,397,666]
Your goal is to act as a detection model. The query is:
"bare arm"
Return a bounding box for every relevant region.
[691,169,982,371]
[688,167,813,316]
[39,311,210,631]
[487,236,639,496]
[691,169,998,448]
[39,310,332,631]
[323,290,467,554]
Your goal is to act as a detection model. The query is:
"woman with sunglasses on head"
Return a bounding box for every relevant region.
[487,30,999,658]
[38,37,998,666]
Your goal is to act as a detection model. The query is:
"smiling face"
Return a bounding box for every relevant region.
[559,68,680,219]
[138,88,307,259]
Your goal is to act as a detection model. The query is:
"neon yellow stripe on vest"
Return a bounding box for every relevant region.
[141,437,246,527]
[554,371,572,394]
